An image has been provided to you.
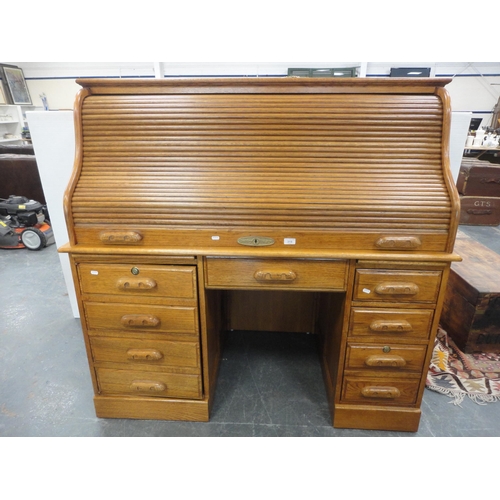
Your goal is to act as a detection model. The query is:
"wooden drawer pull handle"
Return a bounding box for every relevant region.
[365,355,406,367]
[361,386,400,399]
[254,270,297,282]
[374,282,419,296]
[120,314,160,327]
[117,277,157,291]
[99,230,142,244]
[130,380,166,393]
[369,320,413,333]
[480,177,500,184]
[127,349,163,361]
[466,209,492,216]
[375,236,421,250]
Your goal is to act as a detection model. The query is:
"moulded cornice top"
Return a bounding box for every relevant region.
[75,76,453,95]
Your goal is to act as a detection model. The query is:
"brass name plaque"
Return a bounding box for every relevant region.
[237,236,275,247]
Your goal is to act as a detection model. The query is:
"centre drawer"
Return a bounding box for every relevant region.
[90,337,201,369]
[205,257,347,290]
[84,302,199,335]
[77,263,197,300]
[353,269,442,303]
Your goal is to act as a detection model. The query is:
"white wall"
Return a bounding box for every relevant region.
[12,61,500,79]
[24,79,81,111]
[27,111,80,318]
[8,62,499,127]
[450,112,473,182]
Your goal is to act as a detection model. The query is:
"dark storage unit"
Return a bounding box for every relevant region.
[459,196,500,226]
[457,158,500,197]
[441,233,500,353]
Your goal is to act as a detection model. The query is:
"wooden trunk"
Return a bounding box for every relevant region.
[440,231,500,353]
[457,158,500,197]
[459,195,500,225]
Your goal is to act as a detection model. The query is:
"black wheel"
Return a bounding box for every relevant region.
[21,227,47,251]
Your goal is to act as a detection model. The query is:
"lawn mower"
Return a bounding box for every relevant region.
[0,195,54,251]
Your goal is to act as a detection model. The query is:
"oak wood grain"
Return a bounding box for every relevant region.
[349,308,434,341]
[345,343,427,372]
[84,302,199,335]
[66,81,457,252]
[78,263,197,299]
[95,367,202,399]
[62,77,459,432]
[353,269,442,303]
[342,377,420,405]
[90,337,200,370]
[204,257,347,290]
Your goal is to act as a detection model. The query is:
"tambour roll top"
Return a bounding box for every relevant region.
[65,77,459,254]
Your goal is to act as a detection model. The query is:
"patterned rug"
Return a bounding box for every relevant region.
[426,328,500,405]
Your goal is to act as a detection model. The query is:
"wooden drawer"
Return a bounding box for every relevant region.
[96,367,202,399]
[205,257,347,290]
[341,376,420,405]
[84,302,198,335]
[90,337,201,369]
[345,343,427,373]
[72,226,451,253]
[353,269,442,303]
[78,263,197,299]
[349,308,434,340]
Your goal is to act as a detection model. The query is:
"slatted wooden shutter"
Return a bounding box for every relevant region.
[74,93,449,232]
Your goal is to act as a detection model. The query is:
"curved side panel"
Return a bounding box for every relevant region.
[63,87,91,246]
[436,87,460,253]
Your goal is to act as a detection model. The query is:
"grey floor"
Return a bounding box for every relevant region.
[1,225,499,437]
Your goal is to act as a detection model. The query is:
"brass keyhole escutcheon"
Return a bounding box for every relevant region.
[237,236,275,247]
[382,346,391,353]
[131,267,140,275]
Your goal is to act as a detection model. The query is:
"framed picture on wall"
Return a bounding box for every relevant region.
[0,65,32,105]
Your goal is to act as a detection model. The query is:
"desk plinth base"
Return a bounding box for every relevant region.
[333,404,421,433]
[94,396,210,422]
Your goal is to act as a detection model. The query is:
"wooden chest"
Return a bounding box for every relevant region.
[459,195,500,225]
[440,231,500,353]
[457,158,500,197]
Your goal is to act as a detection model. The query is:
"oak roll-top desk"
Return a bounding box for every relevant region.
[60,77,460,432]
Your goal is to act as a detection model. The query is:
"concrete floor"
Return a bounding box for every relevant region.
[1,225,499,437]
